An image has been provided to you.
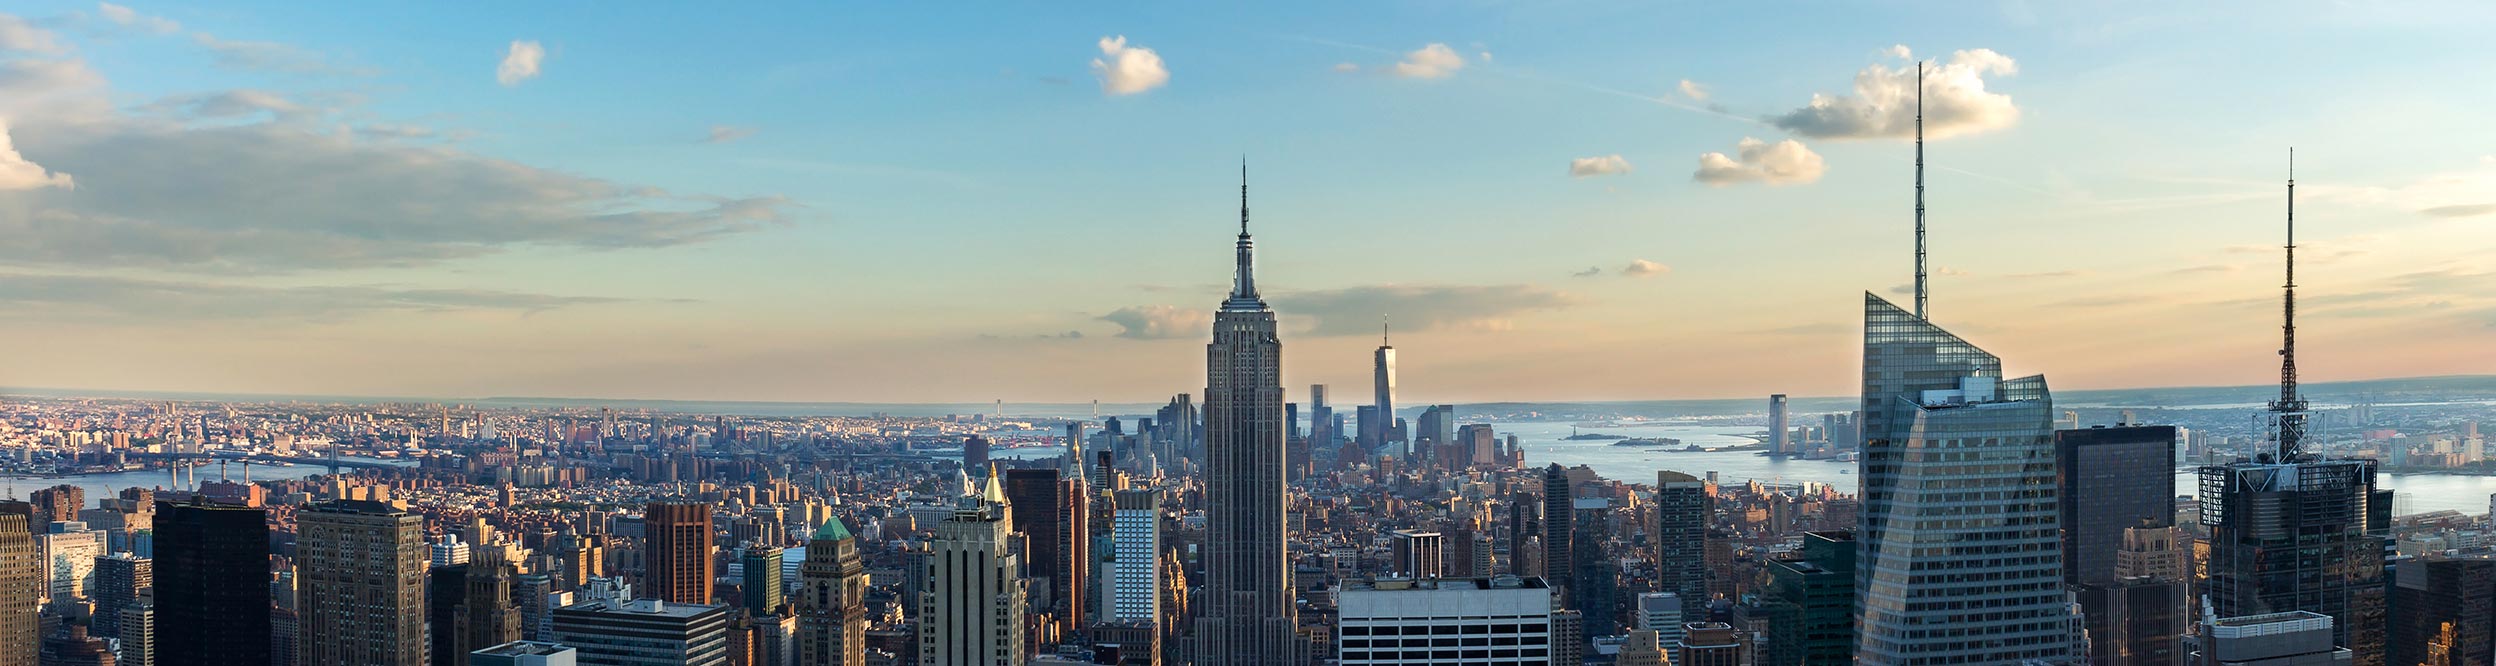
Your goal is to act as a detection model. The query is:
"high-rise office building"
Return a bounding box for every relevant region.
[1004,467,1086,635]
[644,501,714,606]
[1679,623,1744,666]
[1764,531,1855,666]
[153,501,268,666]
[2058,425,2179,586]
[1854,293,2078,665]
[919,472,1026,665]
[2199,175,2393,666]
[467,641,576,666]
[1414,405,1455,467]
[795,519,865,666]
[91,554,149,643]
[1307,385,1332,448]
[461,549,525,664]
[1109,489,1162,624]
[1388,530,1441,580]
[1195,168,1297,665]
[2387,556,2491,666]
[739,545,782,616]
[1540,464,1573,608]
[0,503,37,666]
[2188,611,2351,665]
[1654,470,1711,607]
[115,604,153,666]
[1634,592,1685,658]
[1373,322,1397,456]
[2060,425,2188,666]
[1768,394,1790,455]
[551,598,729,666]
[431,564,472,666]
[40,522,102,604]
[1334,577,1554,665]
[298,500,428,666]
[1619,630,1668,666]
[964,435,992,474]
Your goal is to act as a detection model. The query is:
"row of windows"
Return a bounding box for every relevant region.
[1339,622,1547,636]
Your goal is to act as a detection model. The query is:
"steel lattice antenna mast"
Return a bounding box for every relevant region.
[2271,148,2309,462]
[1913,60,1929,320]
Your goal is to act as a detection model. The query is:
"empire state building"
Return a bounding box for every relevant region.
[1195,167,1299,665]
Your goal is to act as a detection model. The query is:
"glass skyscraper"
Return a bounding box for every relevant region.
[1854,293,2078,665]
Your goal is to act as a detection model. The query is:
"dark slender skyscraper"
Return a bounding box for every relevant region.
[1005,467,1086,635]
[1195,165,1297,665]
[645,501,715,605]
[155,500,269,666]
[2057,426,2178,586]
[1541,463,1573,608]
[2199,156,2392,666]
[1654,470,1711,606]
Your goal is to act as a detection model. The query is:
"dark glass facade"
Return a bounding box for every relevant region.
[155,501,272,666]
[2056,425,2178,586]
[2198,458,2391,666]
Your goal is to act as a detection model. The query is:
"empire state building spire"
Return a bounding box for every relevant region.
[1225,161,1266,312]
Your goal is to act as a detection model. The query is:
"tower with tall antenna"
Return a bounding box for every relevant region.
[1197,162,1299,664]
[2194,151,2393,666]
[2270,149,2308,462]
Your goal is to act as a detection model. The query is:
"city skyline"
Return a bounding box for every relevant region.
[3,2,2494,404]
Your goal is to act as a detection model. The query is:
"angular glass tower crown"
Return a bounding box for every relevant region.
[1855,293,2078,665]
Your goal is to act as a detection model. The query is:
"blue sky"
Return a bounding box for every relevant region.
[1,1,2491,402]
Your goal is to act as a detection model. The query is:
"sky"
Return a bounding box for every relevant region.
[0,1,2491,404]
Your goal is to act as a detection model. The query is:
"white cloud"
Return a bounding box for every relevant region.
[1770,47,2020,140]
[498,40,545,86]
[142,89,305,120]
[0,120,72,191]
[97,3,180,34]
[1272,284,1571,336]
[1090,36,1168,96]
[1886,44,1913,59]
[1678,79,1708,101]
[1332,62,1358,73]
[192,32,336,74]
[0,14,65,53]
[1393,43,1464,79]
[702,125,755,144]
[1568,154,1633,178]
[1622,259,1670,277]
[1693,137,1827,186]
[1097,305,1207,339]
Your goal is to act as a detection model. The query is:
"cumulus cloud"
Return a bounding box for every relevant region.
[0,272,627,320]
[1770,47,2020,140]
[1693,137,1826,186]
[702,125,755,144]
[0,120,72,191]
[0,14,65,53]
[1392,43,1464,79]
[1622,259,1670,277]
[1097,305,1209,339]
[1272,284,1571,336]
[1090,36,1168,96]
[97,3,180,34]
[497,40,544,86]
[1569,154,1633,178]
[1678,79,1708,101]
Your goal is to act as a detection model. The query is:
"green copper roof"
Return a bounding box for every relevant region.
[814,517,852,541]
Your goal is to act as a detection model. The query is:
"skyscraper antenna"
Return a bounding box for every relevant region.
[1913,60,1929,321]
[2271,147,2308,461]
[1240,157,1250,236]
[1381,315,1390,346]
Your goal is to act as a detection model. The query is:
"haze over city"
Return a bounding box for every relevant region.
[1,2,2491,403]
